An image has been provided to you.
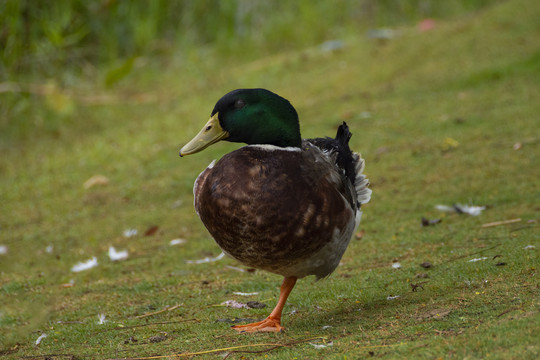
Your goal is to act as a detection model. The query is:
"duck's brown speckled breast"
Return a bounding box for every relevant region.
[194,144,355,277]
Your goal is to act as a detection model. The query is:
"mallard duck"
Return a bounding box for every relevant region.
[180,88,371,333]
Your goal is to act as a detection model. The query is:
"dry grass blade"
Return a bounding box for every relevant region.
[134,304,182,319]
[481,218,522,228]
[438,244,501,265]
[90,319,200,336]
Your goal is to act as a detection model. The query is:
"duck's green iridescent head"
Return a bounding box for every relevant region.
[180,89,302,156]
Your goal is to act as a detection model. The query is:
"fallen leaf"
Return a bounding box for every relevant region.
[149,335,166,343]
[246,301,266,309]
[441,137,459,152]
[144,225,159,236]
[355,229,365,240]
[468,257,488,262]
[83,175,109,189]
[420,262,433,268]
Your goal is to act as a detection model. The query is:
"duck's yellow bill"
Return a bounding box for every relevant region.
[180,113,229,156]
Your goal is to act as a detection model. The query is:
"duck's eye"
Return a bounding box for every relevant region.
[234,99,245,109]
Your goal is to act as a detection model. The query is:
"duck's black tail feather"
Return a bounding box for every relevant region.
[336,121,353,145]
[308,122,371,208]
[309,122,356,184]
[333,122,357,186]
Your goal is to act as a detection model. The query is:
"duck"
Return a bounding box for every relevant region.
[180,88,371,333]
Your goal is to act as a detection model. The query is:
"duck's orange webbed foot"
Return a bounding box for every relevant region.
[230,276,297,334]
[232,316,285,333]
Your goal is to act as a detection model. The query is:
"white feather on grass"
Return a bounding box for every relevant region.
[108,246,128,261]
[35,333,47,345]
[97,314,107,324]
[233,291,259,296]
[71,257,98,272]
[435,204,486,216]
[123,229,138,238]
[186,252,225,264]
[169,238,186,246]
[309,341,333,349]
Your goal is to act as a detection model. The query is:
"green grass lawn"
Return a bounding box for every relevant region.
[1,0,539,358]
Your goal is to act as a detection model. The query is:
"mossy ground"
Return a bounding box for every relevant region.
[1,0,539,359]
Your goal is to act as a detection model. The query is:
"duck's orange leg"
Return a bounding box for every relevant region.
[232,276,297,333]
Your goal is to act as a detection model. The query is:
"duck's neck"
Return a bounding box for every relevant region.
[226,113,302,148]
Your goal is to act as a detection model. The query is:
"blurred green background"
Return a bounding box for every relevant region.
[2,0,494,75]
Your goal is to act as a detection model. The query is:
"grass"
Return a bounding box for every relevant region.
[1,0,539,358]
